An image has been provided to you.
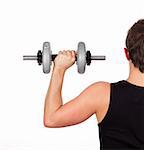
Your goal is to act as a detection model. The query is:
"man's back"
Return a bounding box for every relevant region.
[97,80,144,149]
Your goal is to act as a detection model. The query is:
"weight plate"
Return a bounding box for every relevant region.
[76,42,87,74]
[42,42,52,73]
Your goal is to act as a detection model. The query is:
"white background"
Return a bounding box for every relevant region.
[0,0,143,149]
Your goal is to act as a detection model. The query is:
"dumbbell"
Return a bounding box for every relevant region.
[23,42,106,74]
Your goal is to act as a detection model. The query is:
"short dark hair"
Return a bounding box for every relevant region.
[126,19,144,73]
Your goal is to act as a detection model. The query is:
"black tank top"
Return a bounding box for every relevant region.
[98,80,144,149]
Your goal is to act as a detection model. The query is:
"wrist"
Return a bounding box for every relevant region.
[52,66,66,74]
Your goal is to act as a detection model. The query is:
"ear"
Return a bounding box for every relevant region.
[124,48,130,60]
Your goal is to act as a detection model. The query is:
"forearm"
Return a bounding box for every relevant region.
[44,66,65,122]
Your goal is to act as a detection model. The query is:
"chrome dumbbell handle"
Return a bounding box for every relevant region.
[23,55,37,60]
[23,55,58,60]
[23,54,58,62]
[23,54,106,62]
[91,55,106,60]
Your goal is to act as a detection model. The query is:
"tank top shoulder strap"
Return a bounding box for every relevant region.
[98,81,115,126]
[98,80,125,127]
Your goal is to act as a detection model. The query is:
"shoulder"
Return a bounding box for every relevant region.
[88,81,110,92]
[84,81,111,100]
[94,81,110,87]
[80,81,111,102]
[93,81,111,98]
[86,81,111,110]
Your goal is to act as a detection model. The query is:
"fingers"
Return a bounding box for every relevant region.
[58,50,76,58]
[72,50,76,58]
[58,51,63,54]
[67,50,72,57]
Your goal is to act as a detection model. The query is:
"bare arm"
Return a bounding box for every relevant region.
[43,67,109,127]
[43,67,65,127]
[43,50,109,128]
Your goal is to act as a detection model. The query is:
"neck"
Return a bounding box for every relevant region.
[127,61,144,87]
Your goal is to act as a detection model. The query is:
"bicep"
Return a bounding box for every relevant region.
[50,82,107,127]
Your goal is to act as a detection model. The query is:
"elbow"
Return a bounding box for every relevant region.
[44,120,55,128]
[43,116,58,128]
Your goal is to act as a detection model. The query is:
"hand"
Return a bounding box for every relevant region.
[53,50,76,71]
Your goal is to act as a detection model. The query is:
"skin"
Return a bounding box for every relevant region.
[43,48,144,128]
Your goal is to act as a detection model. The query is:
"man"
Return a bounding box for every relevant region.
[43,19,144,149]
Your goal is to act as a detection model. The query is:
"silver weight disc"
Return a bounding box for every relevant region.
[42,42,52,73]
[76,42,87,74]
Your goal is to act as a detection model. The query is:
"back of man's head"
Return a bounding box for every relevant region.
[126,19,144,73]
